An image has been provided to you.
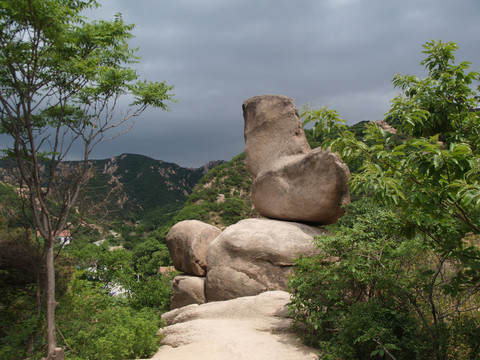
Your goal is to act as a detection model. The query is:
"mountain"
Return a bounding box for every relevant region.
[90,154,219,209]
[172,153,259,229]
[0,153,225,223]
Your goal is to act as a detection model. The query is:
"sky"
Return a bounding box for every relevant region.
[8,0,480,168]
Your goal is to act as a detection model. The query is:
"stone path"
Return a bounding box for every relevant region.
[142,291,318,360]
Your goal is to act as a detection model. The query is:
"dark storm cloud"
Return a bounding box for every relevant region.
[76,0,480,166]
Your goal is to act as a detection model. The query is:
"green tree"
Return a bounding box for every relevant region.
[303,40,480,276]
[57,273,163,360]
[293,40,480,359]
[0,1,174,358]
[132,237,171,276]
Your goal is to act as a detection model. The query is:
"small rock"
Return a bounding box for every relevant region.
[166,220,222,276]
[170,275,206,310]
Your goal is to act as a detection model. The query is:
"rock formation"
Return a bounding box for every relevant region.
[157,94,351,358]
[205,218,325,301]
[243,94,350,224]
[166,220,222,276]
[164,95,350,307]
[147,291,318,360]
[170,275,206,309]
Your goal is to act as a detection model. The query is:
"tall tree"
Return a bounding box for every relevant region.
[0,1,175,358]
[296,40,480,358]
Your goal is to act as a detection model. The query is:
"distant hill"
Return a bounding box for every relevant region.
[172,153,259,229]
[0,153,225,224]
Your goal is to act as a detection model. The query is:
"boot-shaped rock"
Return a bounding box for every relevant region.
[243,95,350,224]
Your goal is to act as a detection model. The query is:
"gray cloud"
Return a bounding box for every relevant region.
[27,0,480,167]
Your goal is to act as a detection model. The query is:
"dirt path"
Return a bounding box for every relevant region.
[143,291,318,360]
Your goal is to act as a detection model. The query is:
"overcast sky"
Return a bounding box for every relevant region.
[27,1,480,167]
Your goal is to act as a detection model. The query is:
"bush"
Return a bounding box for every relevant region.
[132,238,172,276]
[58,273,165,360]
[219,197,249,226]
[288,198,480,359]
[65,306,161,360]
[129,273,176,313]
[291,41,480,359]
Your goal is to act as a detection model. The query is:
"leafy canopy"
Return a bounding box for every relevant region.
[292,40,480,359]
[0,1,175,358]
[0,0,175,161]
[302,40,480,256]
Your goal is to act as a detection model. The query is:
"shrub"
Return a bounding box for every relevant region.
[129,272,177,313]
[58,273,165,360]
[288,198,480,359]
[291,41,480,359]
[66,307,161,360]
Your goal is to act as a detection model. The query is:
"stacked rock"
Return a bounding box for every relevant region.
[165,95,350,309]
[166,220,221,309]
[243,95,350,224]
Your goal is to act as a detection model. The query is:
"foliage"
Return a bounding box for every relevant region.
[0,238,77,360]
[0,0,175,356]
[0,214,175,359]
[289,199,455,359]
[51,236,175,359]
[57,274,164,360]
[302,39,480,275]
[132,237,172,276]
[0,185,45,360]
[129,272,177,313]
[0,286,43,360]
[291,40,480,359]
[175,153,258,228]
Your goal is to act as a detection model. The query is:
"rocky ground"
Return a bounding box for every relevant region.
[142,291,318,360]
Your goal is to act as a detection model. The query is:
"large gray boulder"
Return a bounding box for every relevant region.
[166,220,222,276]
[205,218,326,302]
[170,275,206,310]
[243,94,350,224]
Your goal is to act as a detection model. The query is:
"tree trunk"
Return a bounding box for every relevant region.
[27,258,44,355]
[45,239,57,360]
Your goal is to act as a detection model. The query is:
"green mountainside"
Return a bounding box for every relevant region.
[0,153,225,226]
[172,153,259,229]
[87,154,210,214]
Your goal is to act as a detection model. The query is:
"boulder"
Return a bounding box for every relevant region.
[170,275,206,310]
[205,218,326,302]
[252,148,350,224]
[243,95,310,178]
[242,94,350,224]
[166,220,222,276]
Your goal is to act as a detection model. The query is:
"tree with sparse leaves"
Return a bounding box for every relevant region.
[0,1,175,358]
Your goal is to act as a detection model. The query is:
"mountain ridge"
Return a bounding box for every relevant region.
[0,153,226,222]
